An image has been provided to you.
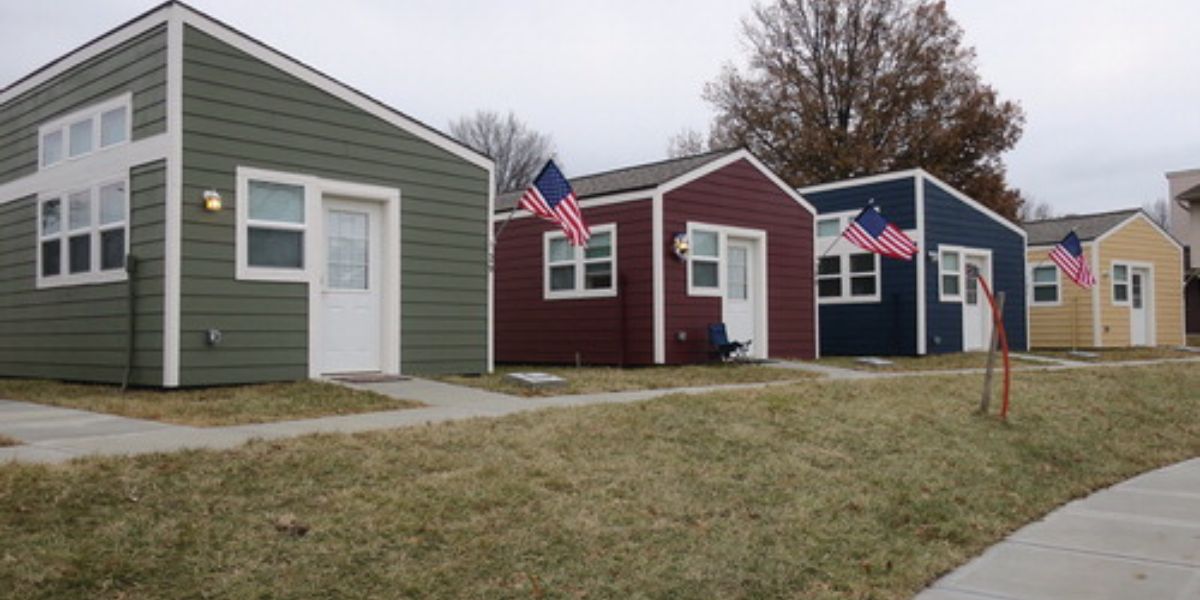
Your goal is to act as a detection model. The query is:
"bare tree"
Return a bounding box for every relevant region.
[1142,198,1170,229]
[1018,198,1057,222]
[666,128,713,158]
[449,110,555,193]
[705,0,1026,219]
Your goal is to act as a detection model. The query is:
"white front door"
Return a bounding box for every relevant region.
[321,199,382,373]
[1130,268,1152,346]
[962,254,992,351]
[724,239,758,353]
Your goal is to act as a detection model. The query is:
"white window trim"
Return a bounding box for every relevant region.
[38,93,132,169]
[1029,264,1062,307]
[1110,261,1132,307]
[686,223,723,297]
[938,246,965,303]
[814,210,882,304]
[236,167,318,282]
[542,224,617,300]
[36,174,130,289]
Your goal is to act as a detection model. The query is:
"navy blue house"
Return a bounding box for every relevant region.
[800,170,1028,356]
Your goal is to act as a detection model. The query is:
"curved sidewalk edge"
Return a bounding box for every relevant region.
[916,457,1200,600]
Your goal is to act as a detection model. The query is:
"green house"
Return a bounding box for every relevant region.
[0,2,494,387]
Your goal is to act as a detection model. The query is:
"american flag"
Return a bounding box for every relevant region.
[519,160,590,246]
[843,206,918,260]
[1049,231,1096,288]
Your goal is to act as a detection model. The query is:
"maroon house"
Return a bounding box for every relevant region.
[494,149,817,365]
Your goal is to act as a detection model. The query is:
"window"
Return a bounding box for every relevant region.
[1112,264,1129,305]
[815,211,882,303]
[38,178,128,287]
[689,228,721,293]
[544,225,616,299]
[246,180,306,269]
[39,95,131,169]
[1031,266,1059,305]
[939,250,962,301]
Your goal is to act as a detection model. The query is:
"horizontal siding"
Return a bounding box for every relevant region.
[0,161,165,385]
[924,179,1028,352]
[179,26,488,385]
[495,200,653,365]
[665,159,816,363]
[1027,247,1096,348]
[0,26,167,186]
[807,177,918,355]
[1097,218,1186,346]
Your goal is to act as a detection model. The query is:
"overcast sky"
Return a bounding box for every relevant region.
[3,1,1198,215]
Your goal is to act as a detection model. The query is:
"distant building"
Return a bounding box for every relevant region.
[1166,169,1200,334]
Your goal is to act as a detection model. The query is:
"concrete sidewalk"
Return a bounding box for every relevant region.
[917,457,1200,600]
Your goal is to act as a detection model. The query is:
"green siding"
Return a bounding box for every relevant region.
[0,26,167,186]
[0,161,166,385]
[179,26,489,384]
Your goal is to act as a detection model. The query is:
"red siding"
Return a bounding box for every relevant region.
[663,159,816,363]
[495,200,654,364]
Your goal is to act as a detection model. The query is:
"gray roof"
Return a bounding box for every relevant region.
[1022,209,1140,245]
[1178,181,1200,202]
[496,149,737,211]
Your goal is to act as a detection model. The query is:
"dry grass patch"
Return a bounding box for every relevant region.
[1,364,1197,598]
[0,379,420,427]
[439,363,813,397]
[815,351,1035,372]
[1187,333,1199,347]
[1036,346,1199,362]
[0,434,18,447]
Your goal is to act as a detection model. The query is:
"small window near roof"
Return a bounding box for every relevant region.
[817,218,841,238]
[544,225,617,299]
[940,250,961,300]
[1112,264,1129,304]
[100,107,128,147]
[689,229,720,291]
[246,180,306,269]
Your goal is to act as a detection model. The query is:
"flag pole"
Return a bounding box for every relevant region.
[817,199,876,260]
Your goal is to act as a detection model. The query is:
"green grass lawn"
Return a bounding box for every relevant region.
[0,379,420,427]
[1036,346,1199,362]
[1,364,1197,598]
[440,363,813,397]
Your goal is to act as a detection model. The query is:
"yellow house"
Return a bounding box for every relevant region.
[1023,209,1185,348]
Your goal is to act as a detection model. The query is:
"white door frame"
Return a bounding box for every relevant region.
[1126,262,1156,346]
[310,181,401,377]
[940,245,994,352]
[685,221,769,358]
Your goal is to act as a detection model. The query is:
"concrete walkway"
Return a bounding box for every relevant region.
[917,457,1200,600]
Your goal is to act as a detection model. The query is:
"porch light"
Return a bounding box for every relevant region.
[202,189,223,212]
[672,233,689,260]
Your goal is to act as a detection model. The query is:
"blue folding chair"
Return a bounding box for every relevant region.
[708,323,751,362]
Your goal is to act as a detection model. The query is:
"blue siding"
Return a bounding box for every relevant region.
[923,180,1028,352]
[806,177,919,355]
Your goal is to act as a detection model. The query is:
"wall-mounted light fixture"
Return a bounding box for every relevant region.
[672,233,689,260]
[927,250,938,262]
[202,189,223,212]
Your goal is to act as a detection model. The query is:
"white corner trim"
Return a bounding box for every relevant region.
[487,169,495,374]
[797,169,924,195]
[162,11,183,388]
[0,6,172,104]
[919,170,1027,239]
[652,191,665,364]
[176,9,491,171]
[0,134,169,206]
[1091,242,1102,347]
[915,173,927,355]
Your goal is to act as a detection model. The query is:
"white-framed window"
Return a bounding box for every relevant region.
[236,168,314,282]
[38,94,131,169]
[1030,265,1060,306]
[687,226,721,296]
[939,249,963,302]
[37,176,129,288]
[1111,263,1130,305]
[543,224,617,299]
[815,212,880,303]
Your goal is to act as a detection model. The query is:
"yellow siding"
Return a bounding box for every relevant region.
[1097,217,1186,347]
[1027,245,1096,348]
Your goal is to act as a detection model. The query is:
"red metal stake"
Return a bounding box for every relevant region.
[975,275,1011,419]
